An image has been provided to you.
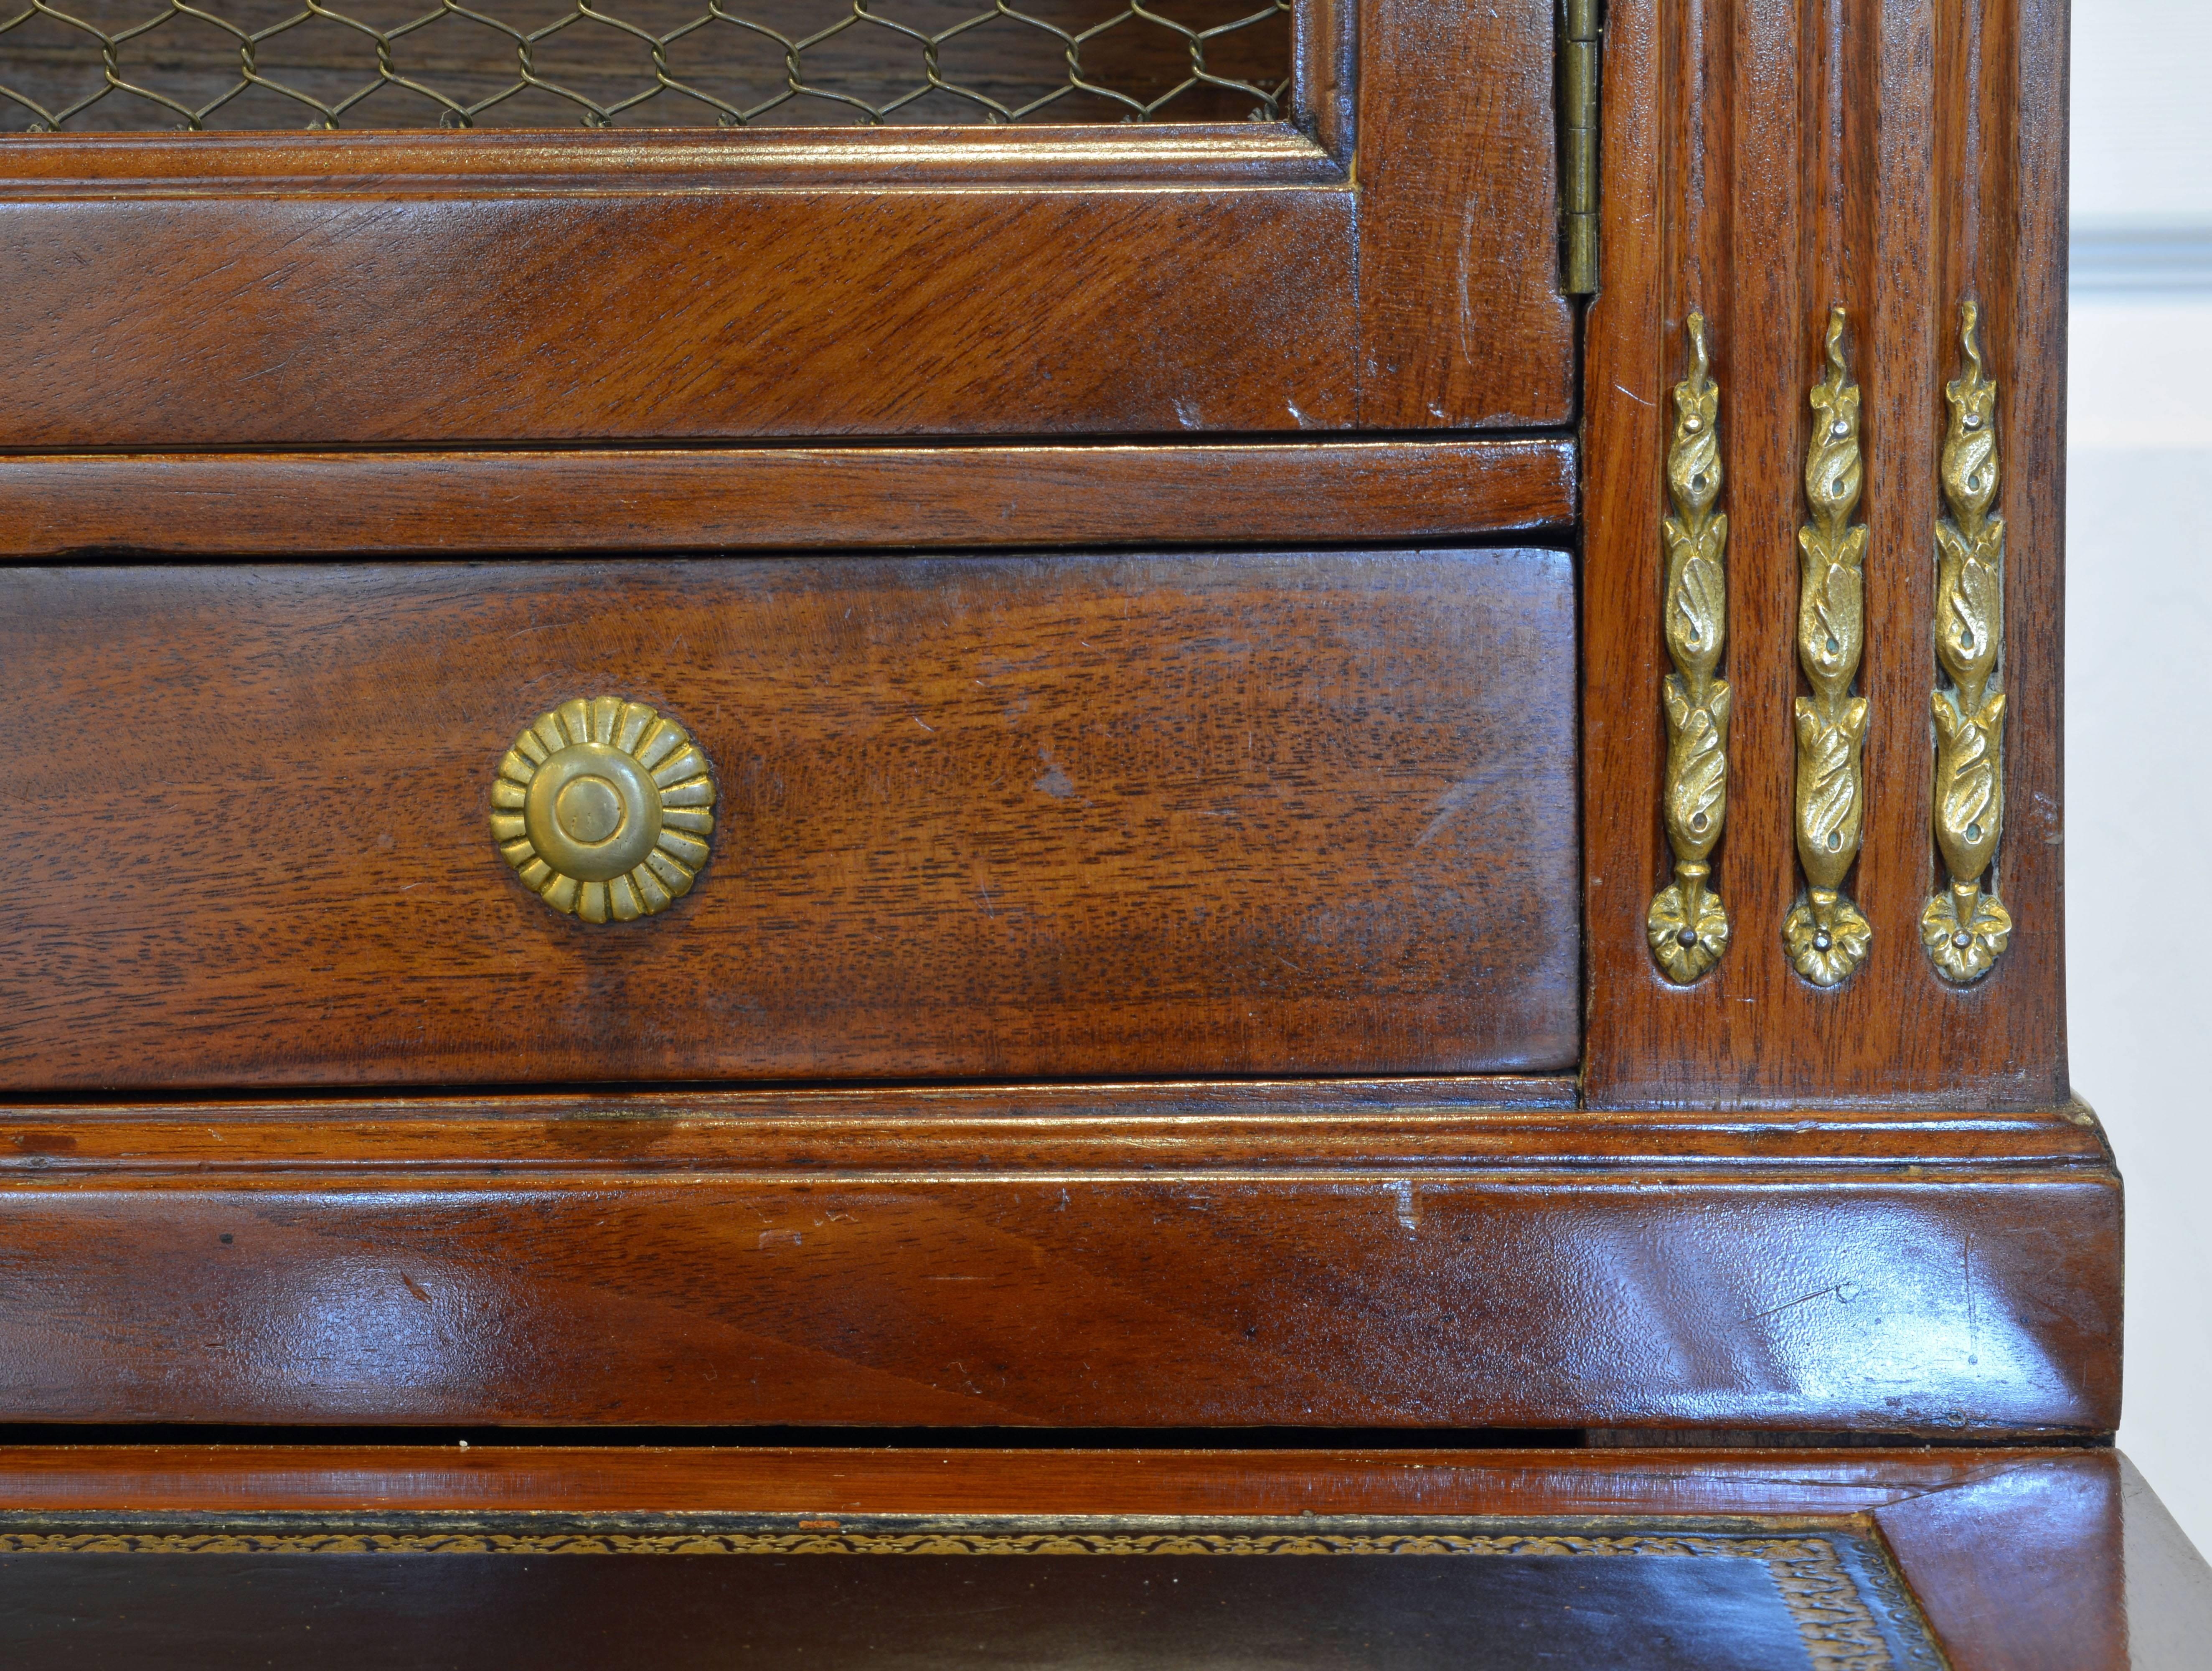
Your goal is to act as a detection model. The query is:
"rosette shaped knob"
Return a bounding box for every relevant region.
[490,696,716,923]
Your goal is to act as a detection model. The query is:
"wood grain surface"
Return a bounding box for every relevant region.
[1872,1452,2132,1671]
[0,1092,2120,1431]
[0,550,1579,1088]
[0,439,1576,558]
[1353,0,1575,428]
[1581,0,2070,1107]
[0,189,1357,448]
[0,0,1570,445]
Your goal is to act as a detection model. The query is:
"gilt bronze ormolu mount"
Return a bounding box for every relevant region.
[1648,313,1733,985]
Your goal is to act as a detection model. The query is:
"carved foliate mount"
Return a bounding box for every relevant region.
[1648,313,1733,983]
[1784,309,1873,988]
[1923,302,2014,982]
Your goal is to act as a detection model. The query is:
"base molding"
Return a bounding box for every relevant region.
[0,1086,2118,1435]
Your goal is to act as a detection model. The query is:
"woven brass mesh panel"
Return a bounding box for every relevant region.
[0,0,1289,129]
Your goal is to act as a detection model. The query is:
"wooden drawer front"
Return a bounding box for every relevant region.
[0,551,1576,1088]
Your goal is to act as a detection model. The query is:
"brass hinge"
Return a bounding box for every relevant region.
[1562,0,1602,295]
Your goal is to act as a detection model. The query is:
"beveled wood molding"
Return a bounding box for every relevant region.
[0,439,1577,557]
[1582,0,2067,1109]
[0,1085,2112,1174]
[0,121,1351,193]
[0,1443,2081,1519]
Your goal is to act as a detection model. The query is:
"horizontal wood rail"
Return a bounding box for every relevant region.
[0,440,1576,556]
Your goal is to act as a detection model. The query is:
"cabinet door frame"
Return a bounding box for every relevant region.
[0,0,1575,449]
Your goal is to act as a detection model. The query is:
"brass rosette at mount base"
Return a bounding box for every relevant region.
[1785,308,1873,988]
[1923,301,2014,983]
[490,696,716,922]
[1648,312,1733,983]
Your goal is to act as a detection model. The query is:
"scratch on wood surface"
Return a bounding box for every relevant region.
[1745,1280,1858,1322]
[1391,1179,1420,1231]
[1965,1234,1979,1366]
[1415,769,1508,846]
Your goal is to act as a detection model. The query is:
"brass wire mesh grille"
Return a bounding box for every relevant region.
[0,0,1290,129]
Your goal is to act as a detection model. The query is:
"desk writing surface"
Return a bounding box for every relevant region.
[0,1514,1939,1671]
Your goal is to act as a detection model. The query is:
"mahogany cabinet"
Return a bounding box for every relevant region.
[3,0,2204,1663]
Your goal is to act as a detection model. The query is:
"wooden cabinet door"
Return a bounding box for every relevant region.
[0,0,1574,447]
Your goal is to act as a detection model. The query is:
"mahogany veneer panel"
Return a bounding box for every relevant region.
[0,1094,2118,1431]
[0,439,1577,558]
[0,188,1355,448]
[0,550,1578,1088]
[1354,0,1575,427]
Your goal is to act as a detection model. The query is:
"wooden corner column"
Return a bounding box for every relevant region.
[1582,0,2070,1111]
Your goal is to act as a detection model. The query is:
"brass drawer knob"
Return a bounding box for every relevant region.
[489,697,716,923]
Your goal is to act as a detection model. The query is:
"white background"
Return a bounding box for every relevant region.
[2070,0,2212,1556]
